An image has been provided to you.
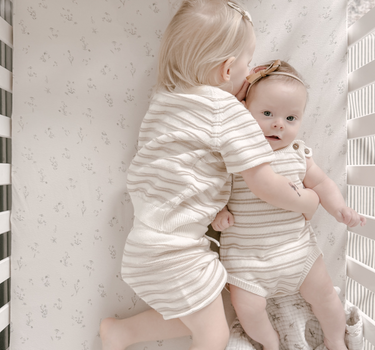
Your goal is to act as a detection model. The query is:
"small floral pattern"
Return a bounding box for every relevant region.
[11,0,348,349]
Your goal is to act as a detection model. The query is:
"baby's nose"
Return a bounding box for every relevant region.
[273,119,284,129]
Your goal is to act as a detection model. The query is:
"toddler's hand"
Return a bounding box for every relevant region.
[335,207,366,227]
[211,207,234,231]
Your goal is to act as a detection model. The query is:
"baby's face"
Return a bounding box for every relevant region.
[245,79,307,151]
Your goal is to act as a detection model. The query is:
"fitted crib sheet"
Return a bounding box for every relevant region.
[11,0,347,349]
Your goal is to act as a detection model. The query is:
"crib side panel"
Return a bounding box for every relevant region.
[347,6,375,349]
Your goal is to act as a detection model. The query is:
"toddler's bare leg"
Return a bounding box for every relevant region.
[100,309,191,350]
[230,285,279,350]
[100,294,229,350]
[300,255,347,350]
[179,293,230,350]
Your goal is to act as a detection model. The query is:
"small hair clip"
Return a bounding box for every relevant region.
[227,2,253,25]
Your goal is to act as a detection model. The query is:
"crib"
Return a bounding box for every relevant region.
[0,0,373,349]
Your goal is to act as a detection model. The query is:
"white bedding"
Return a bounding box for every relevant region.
[11,0,347,349]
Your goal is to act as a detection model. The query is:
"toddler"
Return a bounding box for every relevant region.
[212,60,366,350]
[101,3,320,350]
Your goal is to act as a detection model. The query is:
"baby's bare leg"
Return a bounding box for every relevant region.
[100,294,229,350]
[300,255,347,350]
[230,285,279,350]
[100,309,191,350]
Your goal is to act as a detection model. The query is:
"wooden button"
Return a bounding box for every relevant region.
[293,143,299,150]
[304,148,310,154]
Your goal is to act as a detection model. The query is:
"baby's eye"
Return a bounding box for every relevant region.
[286,116,295,121]
[263,111,272,117]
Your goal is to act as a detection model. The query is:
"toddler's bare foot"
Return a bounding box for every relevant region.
[100,317,132,350]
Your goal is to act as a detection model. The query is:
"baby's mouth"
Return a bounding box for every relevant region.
[266,135,281,140]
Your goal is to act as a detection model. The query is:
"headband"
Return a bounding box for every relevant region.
[227,2,253,25]
[246,60,305,95]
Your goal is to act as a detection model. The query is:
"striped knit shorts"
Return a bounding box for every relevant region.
[121,218,227,320]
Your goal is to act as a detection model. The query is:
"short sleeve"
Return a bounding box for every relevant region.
[219,98,276,173]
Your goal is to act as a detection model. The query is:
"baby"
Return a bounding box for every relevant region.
[212,60,366,350]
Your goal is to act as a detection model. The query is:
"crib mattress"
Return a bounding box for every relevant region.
[10,0,348,349]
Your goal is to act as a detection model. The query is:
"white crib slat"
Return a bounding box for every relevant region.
[0,114,10,138]
[0,211,10,235]
[0,65,11,93]
[0,257,9,285]
[362,311,375,347]
[348,60,375,93]
[347,165,375,187]
[0,164,10,185]
[348,6,375,47]
[349,214,375,240]
[0,303,9,333]
[0,16,12,49]
[347,113,375,139]
[346,256,375,294]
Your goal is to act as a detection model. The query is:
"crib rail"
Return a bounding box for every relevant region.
[347,165,375,187]
[349,214,375,241]
[0,1,11,349]
[348,5,375,47]
[347,5,375,350]
[347,113,375,139]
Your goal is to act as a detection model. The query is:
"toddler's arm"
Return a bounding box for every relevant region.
[303,157,366,227]
[211,206,234,231]
[240,163,320,214]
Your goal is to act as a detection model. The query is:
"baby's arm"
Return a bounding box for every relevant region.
[240,163,320,214]
[303,157,366,227]
[211,206,234,231]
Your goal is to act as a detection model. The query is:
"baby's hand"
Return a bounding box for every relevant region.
[303,211,314,221]
[211,207,234,231]
[335,207,366,227]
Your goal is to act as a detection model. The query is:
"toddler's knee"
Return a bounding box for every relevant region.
[208,327,229,350]
[194,326,229,350]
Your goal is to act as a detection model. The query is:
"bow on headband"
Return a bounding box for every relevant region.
[246,60,305,96]
[246,60,281,86]
[228,2,253,25]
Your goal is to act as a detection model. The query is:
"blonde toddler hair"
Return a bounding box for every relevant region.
[156,0,253,92]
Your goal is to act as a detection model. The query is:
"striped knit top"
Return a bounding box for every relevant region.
[225,140,313,236]
[126,86,275,233]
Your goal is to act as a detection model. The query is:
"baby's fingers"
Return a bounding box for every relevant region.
[342,208,365,228]
[360,215,367,226]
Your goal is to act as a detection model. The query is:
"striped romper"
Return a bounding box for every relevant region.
[220,140,322,298]
[122,85,275,320]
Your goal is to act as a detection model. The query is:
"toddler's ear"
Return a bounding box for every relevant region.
[220,57,236,82]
